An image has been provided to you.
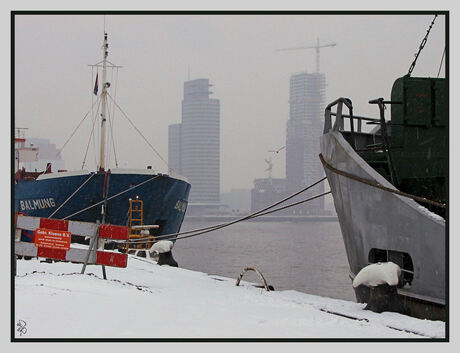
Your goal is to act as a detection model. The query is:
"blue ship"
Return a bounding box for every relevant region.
[14,32,191,241]
[15,169,190,238]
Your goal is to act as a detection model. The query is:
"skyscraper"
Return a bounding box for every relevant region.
[168,78,220,207]
[168,123,182,175]
[285,72,325,214]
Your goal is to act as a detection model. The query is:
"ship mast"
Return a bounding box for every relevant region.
[99,32,109,171]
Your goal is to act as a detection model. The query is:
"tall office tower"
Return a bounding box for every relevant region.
[178,78,220,205]
[168,123,182,175]
[285,72,325,214]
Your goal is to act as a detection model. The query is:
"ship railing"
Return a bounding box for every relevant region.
[324,97,402,186]
[324,97,380,139]
[325,98,378,153]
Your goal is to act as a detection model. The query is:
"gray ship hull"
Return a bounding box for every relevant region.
[320,130,445,320]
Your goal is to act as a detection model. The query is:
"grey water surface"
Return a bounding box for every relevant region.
[174,220,355,301]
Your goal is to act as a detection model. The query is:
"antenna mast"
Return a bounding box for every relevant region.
[89,31,122,171]
[99,32,109,171]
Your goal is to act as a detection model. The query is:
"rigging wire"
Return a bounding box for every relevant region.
[407,14,438,76]
[47,173,96,218]
[82,96,102,169]
[107,104,119,168]
[113,67,120,166]
[106,66,119,168]
[437,47,446,78]
[54,98,101,161]
[106,98,112,168]
[61,174,161,220]
[106,67,114,168]
[91,66,95,123]
[107,92,170,169]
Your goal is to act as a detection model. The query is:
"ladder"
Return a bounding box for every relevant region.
[126,197,157,253]
[128,198,143,234]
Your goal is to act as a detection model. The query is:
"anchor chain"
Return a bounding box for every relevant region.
[408,14,438,76]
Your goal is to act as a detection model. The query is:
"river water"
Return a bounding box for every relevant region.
[173,220,355,302]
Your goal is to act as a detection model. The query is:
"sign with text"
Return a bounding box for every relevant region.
[34,228,71,250]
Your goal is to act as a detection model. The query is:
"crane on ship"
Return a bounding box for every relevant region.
[276,38,336,73]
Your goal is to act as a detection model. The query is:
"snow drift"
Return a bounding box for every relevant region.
[14,256,445,339]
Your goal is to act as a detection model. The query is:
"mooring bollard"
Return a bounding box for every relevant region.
[353,262,408,314]
[152,240,178,267]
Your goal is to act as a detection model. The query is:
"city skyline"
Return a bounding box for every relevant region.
[13,14,446,193]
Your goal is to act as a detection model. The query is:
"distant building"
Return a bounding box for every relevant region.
[251,178,286,213]
[23,138,65,172]
[221,189,252,215]
[168,78,221,213]
[285,72,325,214]
[168,123,182,175]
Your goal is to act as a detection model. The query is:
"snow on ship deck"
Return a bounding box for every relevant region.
[14,257,445,339]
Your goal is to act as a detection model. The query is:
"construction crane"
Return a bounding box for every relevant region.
[276,38,336,73]
[268,145,285,154]
[264,146,285,181]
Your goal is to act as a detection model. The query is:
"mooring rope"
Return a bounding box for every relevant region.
[124,177,328,244]
[318,153,445,209]
[166,191,332,243]
[123,192,331,246]
[254,191,331,218]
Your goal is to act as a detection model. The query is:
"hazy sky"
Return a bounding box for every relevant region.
[14,13,446,192]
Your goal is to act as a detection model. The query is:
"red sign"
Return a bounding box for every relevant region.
[34,228,71,250]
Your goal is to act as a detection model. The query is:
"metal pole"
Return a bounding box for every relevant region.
[373,99,398,187]
[81,220,100,274]
[99,33,109,171]
[100,171,110,280]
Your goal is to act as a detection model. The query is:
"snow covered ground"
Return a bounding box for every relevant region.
[14,256,445,339]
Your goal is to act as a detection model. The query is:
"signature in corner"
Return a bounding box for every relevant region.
[16,320,27,336]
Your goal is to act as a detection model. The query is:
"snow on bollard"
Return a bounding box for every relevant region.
[152,240,178,267]
[353,262,401,288]
[353,262,407,314]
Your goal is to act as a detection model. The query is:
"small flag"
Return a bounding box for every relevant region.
[93,73,99,95]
